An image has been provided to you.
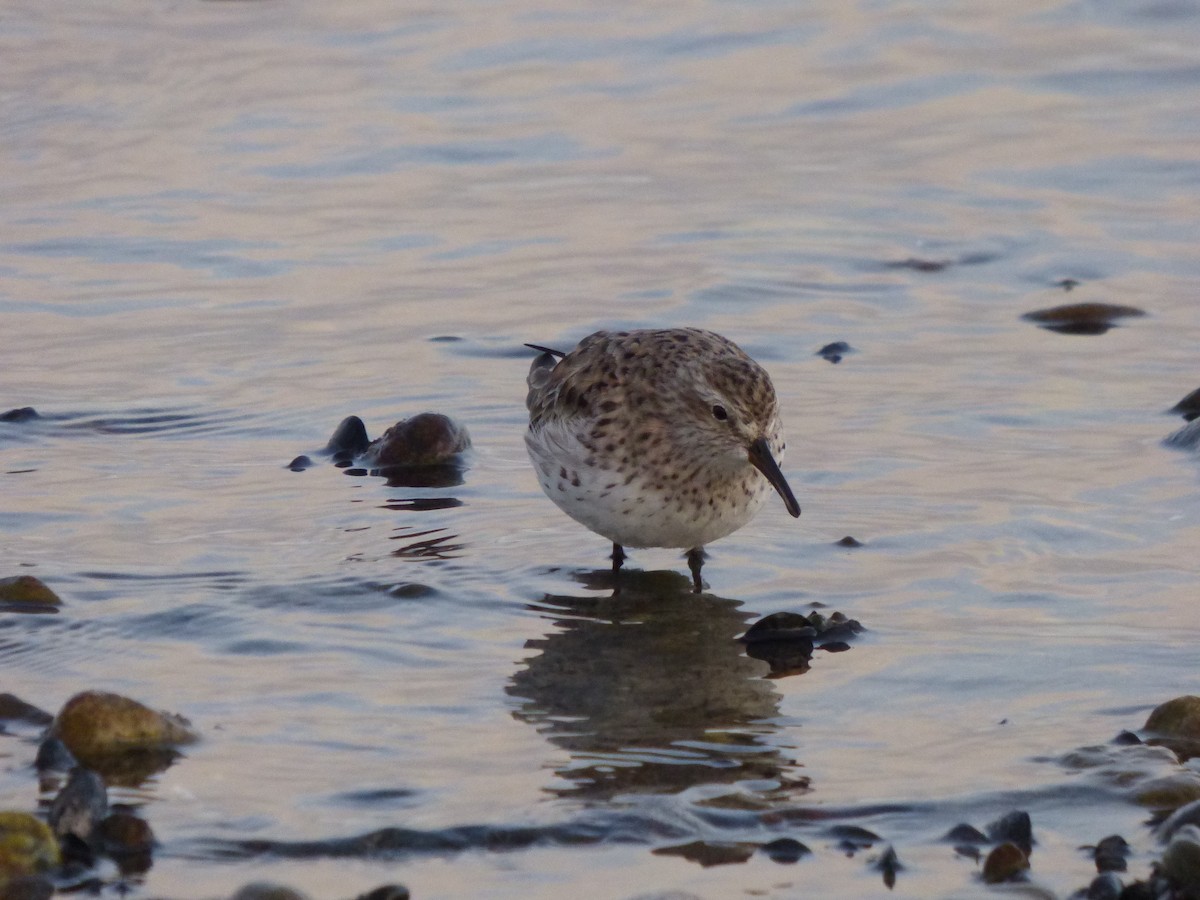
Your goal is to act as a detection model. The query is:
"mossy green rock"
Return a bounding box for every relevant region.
[1133,773,1200,810]
[0,811,60,886]
[1145,696,1200,760]
[0,576,61,607]
[52,691,197,769]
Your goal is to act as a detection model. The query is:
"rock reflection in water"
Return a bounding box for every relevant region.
[508,571,797,801]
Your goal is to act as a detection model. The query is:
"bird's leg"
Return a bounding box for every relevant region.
[686,547,706,594]
[611,543,626,592]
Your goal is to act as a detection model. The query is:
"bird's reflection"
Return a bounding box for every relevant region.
[508,569,802,801]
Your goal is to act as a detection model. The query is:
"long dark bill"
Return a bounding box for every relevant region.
[748,437,801,518]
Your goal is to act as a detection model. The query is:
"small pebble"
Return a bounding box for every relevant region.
[759,837,810,864]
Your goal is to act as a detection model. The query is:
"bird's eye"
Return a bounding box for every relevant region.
[711,405,729,421]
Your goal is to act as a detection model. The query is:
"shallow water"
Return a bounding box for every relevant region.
[4,0,1200,896]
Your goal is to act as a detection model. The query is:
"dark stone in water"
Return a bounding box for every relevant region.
[1,406,39,422]
[354,887,411,900]
[982,840,1029,883]
[652,840,756,867]
[1169,387,1200,421]
[1085,870,1123,899]
[987,809,1033,853]
[361,413,470,468]
[741,612,818,643]
[326,415,371,458]
[286,455,314,471]
[1157,798,1200,842]
[1056,278,1081,291]
[48,767,108,842]
[1113,729,1143,745]
[873,844,903,889]
[942,823,988,844]
[0,876,54,900]
[759,837,810,864]
[816,341,853,363]
[98,809,155,875]
[1091,834,1130,872]
[828,824,881,854]
[836,535,863,547]
[0,693,53,727]
[1021,302,1146,335]
[35,736,76,773]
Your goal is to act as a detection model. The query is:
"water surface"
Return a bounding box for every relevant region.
[4,0,1200,896]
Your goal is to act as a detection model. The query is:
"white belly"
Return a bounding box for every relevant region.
[525,423,771,550]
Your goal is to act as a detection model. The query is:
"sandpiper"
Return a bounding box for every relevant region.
[524,328,800,592]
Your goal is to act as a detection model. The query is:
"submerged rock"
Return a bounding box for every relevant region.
[325,415,371,461]
[360,413,470,468]
[816,341,853,363]
[0,811,60,886]
[230,884,312,900]
[0,407,39,423]
[1160,824,1200,897]
[0,576,62,610]
[982,840,1029,883]
[51,691,197,780]
[1145,695,1200,760]
[47,767,107,842]
[1020,302,1145,335]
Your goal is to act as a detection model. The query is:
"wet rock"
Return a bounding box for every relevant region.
[353,885,410,900]
[873,844,903,889]
[326,415,370,460]
[1084,871,1123,899]
[0,695,53,729]
[0,875,54,900]
[1056,278,1081,291]
[47,767,107,842]
[1090,834,1130,872]
[835,535,863,547]
[1020,302,1145,335]
[96,809,154,875]
[816,341,853,363]
[34,737,75,774]
[1113,729,1144,746]
[0,576,62,610]
[0,811,60,886]
[286,455,314,471]
[943,823,989,844]
[360,413,470,468]
[1133,772,1200,810]
[51,690,197,780]
[982,840,1029,883]
[1157,798,1200,842]
[651,840,756,867]
[759,837,810,864]
[230,884,312,900]
[740,609,864,677]
[1144,696,1200,760]
[828,824,881,855]
[987,809,1033,854]
[0,407,39,423]
[1170,387,1200,422]
[1160,824,1200,896]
